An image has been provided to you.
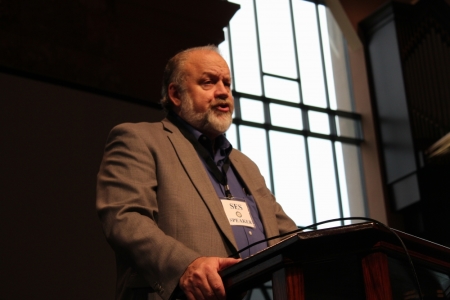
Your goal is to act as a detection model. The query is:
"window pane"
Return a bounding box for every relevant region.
[256,0,297,78]
[270,103,303,130]
[240,98,265,123]
[309,111,330,135]
[228,0,262,95]
[293,0,327,108]
[319,5,335,109]
[219,27,234,91]
[270,131,313,226]
[335,142,366,224]
[320,6,354,112]
[226,123,238,149]
[308,138,340,228]
[239,126,272,190]
[336,116,360,139]
[317,5,336,110]
[264,75,300,103]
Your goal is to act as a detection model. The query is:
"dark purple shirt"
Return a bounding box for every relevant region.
[182,122,268,258]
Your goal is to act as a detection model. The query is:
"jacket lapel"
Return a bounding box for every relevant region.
[161,118,238,252]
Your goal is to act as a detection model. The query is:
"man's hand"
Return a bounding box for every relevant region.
[179,256,241,300]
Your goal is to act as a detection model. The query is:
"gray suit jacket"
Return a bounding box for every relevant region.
[96,118,297,300]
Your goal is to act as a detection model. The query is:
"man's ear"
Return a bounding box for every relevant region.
[168,83,182,108]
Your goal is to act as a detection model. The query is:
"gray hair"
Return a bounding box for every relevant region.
[160,45,220,112]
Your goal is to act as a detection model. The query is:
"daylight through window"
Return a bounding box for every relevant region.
[220,0,366,228]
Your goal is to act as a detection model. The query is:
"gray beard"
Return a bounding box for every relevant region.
[179,93,233,138]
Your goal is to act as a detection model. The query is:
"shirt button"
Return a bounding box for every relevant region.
[249,231,253,235]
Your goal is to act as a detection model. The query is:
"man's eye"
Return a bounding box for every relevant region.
[201,81,213,89]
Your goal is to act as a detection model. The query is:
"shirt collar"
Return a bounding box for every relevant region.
[173,114,233,158]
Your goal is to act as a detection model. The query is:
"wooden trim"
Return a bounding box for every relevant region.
[362,252,393,300]
[272,265,305,300]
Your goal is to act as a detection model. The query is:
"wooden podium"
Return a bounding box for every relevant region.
[219,222,450,299]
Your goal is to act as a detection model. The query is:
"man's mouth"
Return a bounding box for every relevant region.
[214,102,231,112]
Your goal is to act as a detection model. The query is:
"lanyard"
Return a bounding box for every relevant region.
[167,114,233,198]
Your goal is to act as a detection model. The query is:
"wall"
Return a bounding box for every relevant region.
[0,72,164,299]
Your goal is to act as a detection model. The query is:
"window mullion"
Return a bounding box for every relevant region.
[315,4,332,110]
[331,141,345,225]
[253,0,276,191]
[289,0,304,104]
[304,137,317,225]
[252,0,265,96]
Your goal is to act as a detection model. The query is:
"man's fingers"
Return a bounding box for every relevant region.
[179,257,218,299]
[206,269,226,299]
[180,257,242,299]
[196,265,220,300]
[218,257,241,270]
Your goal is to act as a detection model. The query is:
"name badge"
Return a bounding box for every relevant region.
[221,198,255,228]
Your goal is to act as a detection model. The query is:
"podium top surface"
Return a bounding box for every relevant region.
[220,222,450,280]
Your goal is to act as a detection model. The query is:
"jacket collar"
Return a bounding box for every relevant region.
[161,117,239,253]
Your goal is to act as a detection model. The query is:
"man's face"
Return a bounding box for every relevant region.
[173,50,234,139]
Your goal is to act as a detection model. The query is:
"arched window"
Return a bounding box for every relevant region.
[220,0,366,230]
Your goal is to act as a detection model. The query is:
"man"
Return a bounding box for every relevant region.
[96,45,297,300]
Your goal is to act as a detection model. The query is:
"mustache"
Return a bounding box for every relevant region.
[212,99,233,106]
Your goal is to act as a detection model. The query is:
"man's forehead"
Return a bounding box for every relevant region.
[184,50,230,73]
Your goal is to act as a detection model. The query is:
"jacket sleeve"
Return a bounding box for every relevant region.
[96,123,200,300]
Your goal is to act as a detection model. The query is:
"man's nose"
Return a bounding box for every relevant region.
[215,81,230,100]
